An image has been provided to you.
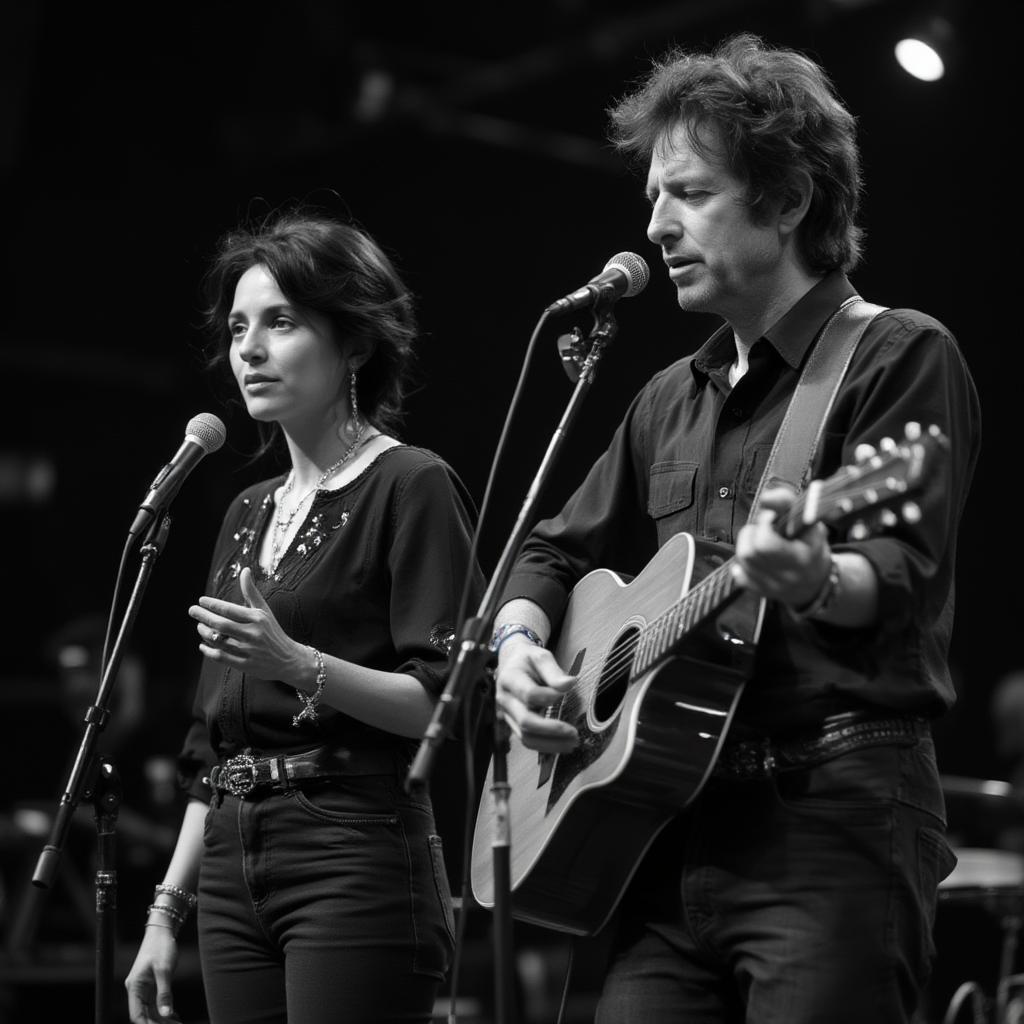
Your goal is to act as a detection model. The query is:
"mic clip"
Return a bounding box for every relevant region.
[555,307,619,384]
[557,328,587,384]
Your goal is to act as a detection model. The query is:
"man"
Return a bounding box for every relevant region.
[492,33,981,1022]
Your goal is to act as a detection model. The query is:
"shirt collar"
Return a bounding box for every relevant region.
[691,271,858,380]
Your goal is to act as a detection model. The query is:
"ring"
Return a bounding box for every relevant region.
[209,630,221,644]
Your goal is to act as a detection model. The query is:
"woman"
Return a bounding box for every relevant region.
[125,209,484,1023]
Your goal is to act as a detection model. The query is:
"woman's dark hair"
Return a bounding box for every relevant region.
[202,207,418,451]
[608,33,864,273]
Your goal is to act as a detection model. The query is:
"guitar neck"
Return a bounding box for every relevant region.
[633,558,742,676]
[628,423,944,680]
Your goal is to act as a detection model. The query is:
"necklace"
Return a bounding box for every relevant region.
[269,425,369,573]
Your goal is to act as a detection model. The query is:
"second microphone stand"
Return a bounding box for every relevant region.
[30,512,172,1024]
[407,301,621,1024]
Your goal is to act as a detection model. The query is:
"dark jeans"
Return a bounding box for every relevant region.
[595,734,956,1024]
[196,773,456,1024]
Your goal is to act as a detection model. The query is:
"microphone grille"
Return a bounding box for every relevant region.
[185,412,227,454]
[605,252,650,298]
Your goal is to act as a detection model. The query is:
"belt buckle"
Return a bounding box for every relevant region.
[221,753,257,797]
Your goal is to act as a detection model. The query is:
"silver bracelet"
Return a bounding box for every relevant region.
[293,646,327,727]
[147,902,187,937]
[154,882,197,909]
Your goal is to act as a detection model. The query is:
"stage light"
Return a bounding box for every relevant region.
[894,15,954,82]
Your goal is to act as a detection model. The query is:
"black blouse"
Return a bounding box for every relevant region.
[178,445,484,802]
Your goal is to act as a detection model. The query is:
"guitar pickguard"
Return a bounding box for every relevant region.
[547,708,619,810]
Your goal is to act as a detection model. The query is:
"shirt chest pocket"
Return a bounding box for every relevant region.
[647,461,698,544]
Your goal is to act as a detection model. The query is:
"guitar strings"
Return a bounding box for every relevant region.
[564,482,814,697]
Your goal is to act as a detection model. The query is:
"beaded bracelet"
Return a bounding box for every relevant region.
[293,646,327,727]
[491,622,544,654]
[154,882,197,909]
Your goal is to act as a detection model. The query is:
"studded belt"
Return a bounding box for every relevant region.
[712,712,929,780]
[205,745,393,798]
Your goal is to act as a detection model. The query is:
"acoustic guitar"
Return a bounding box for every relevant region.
[470,423,946,935]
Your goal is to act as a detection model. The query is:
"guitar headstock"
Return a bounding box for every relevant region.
[782,422,948,540]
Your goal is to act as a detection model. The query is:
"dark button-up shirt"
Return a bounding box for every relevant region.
[503,272,981,734]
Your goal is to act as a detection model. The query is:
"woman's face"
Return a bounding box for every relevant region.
[227,264,347,429]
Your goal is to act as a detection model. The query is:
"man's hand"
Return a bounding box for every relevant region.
[732,484,832,610]
[494,637,579,753]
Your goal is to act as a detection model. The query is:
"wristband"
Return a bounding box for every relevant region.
[790,554,841,619]
[491,623,544,653]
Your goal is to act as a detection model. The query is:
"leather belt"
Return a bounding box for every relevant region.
[206,746,380,797]
[712,712,929,781]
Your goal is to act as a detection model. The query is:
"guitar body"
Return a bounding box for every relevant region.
[471,532,765,936]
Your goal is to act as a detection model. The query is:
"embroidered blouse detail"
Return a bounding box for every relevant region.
[293,510,350,567]
[428,624,457,656]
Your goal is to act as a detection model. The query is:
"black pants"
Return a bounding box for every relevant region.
[595,735,956,1023]
[197,773,456,1024]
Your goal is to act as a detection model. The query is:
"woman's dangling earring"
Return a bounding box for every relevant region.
[349,370,362,435]
[338,369,365,446]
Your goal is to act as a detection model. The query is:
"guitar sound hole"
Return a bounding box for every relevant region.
[593,626,638,724]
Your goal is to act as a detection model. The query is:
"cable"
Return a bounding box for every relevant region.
[442,308,557,1022]
[452,306,555,631]
[554,937,576,1024]
[100,530,144,677]
[941,980,988,1024]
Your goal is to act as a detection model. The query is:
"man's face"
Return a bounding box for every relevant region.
[645,121,786,325]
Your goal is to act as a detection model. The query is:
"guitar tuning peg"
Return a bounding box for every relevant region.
[903,421,922,441]
[879,508,899,529]
[849,520,871,541]
[879,436,896,452]
[901,501,921,524]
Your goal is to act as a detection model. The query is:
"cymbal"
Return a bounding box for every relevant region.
[941,775,1020,802]
[939,848,1024,914]
[942,848,1024,889]
[941,776,1024,847]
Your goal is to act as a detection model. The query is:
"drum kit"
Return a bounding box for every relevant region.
[936,775,1024,1024]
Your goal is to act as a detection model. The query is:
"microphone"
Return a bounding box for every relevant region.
[545,251,650,314]
[129,412,227,536]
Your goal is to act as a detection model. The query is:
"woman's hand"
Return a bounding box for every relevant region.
[125,925,181,1023]
[189,567,309,683]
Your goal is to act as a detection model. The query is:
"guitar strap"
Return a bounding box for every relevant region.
[748,295,889,517]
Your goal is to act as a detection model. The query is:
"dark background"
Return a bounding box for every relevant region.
[0,0,1015,1020]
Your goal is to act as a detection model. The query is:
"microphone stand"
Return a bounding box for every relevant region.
[30,511,173,1024]
[407,301,621,1024]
